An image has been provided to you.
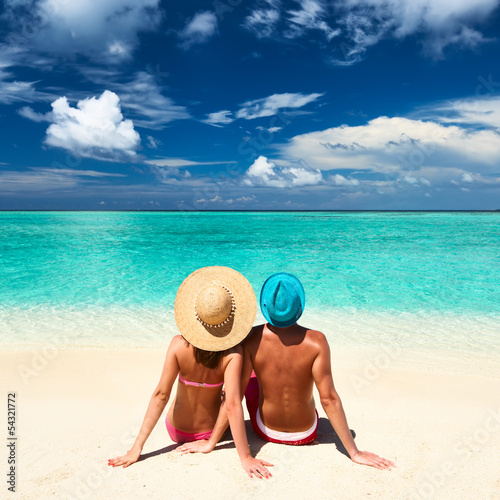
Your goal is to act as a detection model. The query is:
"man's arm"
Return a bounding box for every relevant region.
[311,334,395,470]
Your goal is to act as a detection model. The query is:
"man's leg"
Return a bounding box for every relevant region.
[244,371,260,432]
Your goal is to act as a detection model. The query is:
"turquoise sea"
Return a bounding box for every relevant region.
[0,211,499,359]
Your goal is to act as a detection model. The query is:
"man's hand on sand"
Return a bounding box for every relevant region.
[177,439,214,454]
[108,447,141,468]
[351,450,395,470]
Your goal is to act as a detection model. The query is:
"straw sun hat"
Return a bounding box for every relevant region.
[174,266,257,352]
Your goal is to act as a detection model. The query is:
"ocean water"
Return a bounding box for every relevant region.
[0,211,499,360]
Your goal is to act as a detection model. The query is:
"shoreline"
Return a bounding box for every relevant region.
[2,307,498,379]
[2,348,499,499]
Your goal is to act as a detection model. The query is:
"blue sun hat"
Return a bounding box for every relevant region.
[260,273,305,327]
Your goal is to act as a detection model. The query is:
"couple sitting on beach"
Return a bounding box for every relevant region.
[109,267,395,478]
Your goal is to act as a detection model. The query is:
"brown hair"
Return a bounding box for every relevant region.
[193,346,226,370]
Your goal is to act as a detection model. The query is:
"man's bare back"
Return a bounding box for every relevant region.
[243,323,324,432]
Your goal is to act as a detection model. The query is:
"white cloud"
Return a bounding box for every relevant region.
[114,72,190,129]
[17,106,52,122]
[0,167,125,192]
[282,114,500,190]
[285,116,500,172]
[336,0,498,62]
[179,11,218,49]
[0,55,56,104]
[45,90,141,162]
[145,158,236,168]
[243,155,323,187]
[243,5,280,38]
[203,92,322,128]
[146,157,236,184]
[0,79,37,104]
[74,69,189,130]
[226,195,257,205]
[285,0,340,40]
[422,95,500,129]
[268,126,283,133]
[237,195,257,202]
[236,92,323,120]
[146,136,159,149]
[243,0,499,63]
[3,0,161,62]
[203,110,235,127]
[330,174,360,186]
[257,125,283,133]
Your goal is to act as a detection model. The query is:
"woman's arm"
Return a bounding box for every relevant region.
[223,350,273,479]
[108,337,180,468]
[312,334,395,470]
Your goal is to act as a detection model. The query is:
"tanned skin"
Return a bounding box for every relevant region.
[108,336,272,478]
[181,323,395,471]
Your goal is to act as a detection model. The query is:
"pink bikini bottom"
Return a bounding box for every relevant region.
[165,416,213,443]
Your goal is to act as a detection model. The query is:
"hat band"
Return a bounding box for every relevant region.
[194,285,236,328]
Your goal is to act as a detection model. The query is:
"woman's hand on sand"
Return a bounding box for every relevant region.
[241,457,273,479]
[177,439,215,454]
[108,447,141,468]
[351,450,395,470]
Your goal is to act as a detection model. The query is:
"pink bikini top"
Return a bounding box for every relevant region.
[178,374,224,388]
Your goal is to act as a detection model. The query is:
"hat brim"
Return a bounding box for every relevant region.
[175,266,256,351]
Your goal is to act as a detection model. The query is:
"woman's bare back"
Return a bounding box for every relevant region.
[167,336,230,433]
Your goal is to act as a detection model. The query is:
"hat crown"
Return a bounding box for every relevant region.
[270,281,301,319]
[260,273,305,328]
[195,284,232,326]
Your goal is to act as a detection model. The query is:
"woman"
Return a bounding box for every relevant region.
[108,266,272,478]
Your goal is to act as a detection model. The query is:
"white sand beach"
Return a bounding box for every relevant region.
[1,347,499,500]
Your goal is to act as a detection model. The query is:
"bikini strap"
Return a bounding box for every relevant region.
[178,374,224,388]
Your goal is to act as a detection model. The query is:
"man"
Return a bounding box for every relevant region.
[241,273,394,469]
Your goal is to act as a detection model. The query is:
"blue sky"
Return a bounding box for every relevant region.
[1,0,500,210]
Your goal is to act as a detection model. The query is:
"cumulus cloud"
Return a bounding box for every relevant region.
[236,92,323,120]
[282,115,500,189]
[243,155,323,187]
[285,116,500,171]
[45,90,141,162]
[3,0,161,62]
[179,11,218,49]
